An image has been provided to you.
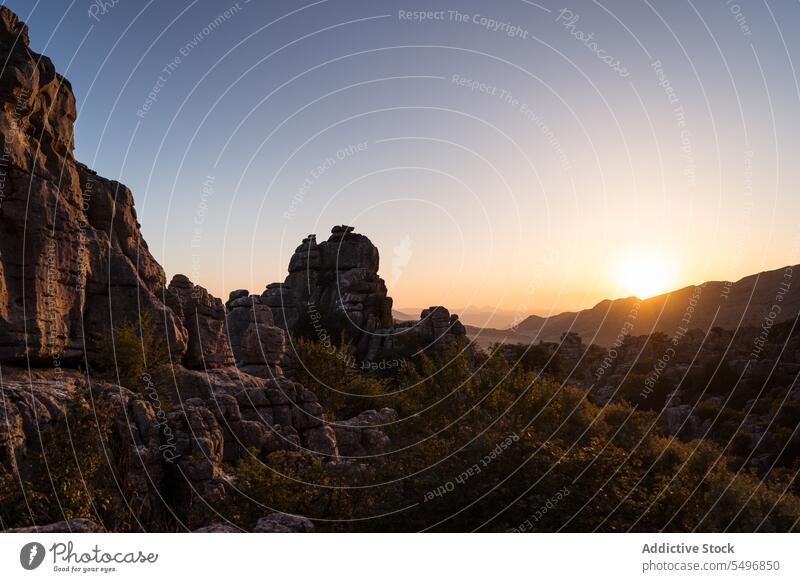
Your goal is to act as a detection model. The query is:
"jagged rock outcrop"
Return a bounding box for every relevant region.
[0,365,340,527]
[262,226,393,357]
[226,292,285,377]
[167,275,233,369]
[0,371,72,475]
[0,13,342,516]
[263,227,470,365]
[415,306,467,345]
[362,305,469,363]
[171,367,337,460]
[0,6,415,531]
[164,276,286,377]
[0,7,187,364]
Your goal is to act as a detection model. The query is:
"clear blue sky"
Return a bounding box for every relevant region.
[7,0,800,314]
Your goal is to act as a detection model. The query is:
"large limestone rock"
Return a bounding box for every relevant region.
[165,366,338,512]
[334,408,398,457]
[193,523,242,533]
[226,292,285,377]
[263,226,393,356]
[0,365,340,528]
[363,305,469,363]
[163,276,287,376]
[171,367,338,460]
[0,6,348,531]
[263,227,470,365]
[0,7,187,364]
[167,275,233,369]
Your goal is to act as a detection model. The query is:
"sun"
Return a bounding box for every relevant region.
[614,250,677,299]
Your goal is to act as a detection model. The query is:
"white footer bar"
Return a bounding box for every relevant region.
[1,533,797,581]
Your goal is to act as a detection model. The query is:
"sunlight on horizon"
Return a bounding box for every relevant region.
[613,249,679,300]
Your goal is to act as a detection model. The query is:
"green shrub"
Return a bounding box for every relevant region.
[287,337,389,418]
[0,390,133,530]
[91,311,169,392]
[191,451,365,532]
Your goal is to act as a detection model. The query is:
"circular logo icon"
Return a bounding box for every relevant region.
[20,542,46,570]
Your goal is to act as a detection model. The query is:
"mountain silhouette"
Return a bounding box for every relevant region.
[468,263,798,347]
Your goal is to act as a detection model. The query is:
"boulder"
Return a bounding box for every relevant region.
[334,408,397,457]
[253,513,314,533]
[193,523,242,533]
[264,228,469,363]
[225,294,285,378]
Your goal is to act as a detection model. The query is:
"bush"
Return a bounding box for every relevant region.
[287,337,389,418]
[191,451,365,532]
[90,311,170,393]
[694,400,721,421]
[0,390,134,530]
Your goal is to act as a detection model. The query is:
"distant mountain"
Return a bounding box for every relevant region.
[392,309,417,322]
[467,264,799,347]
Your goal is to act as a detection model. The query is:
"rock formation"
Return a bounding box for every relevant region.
[9,518,102,533]
[193,515,314,533]
[262,227,469,364]
[262,226,393,357]
[0,8,186,364]
[166,275,233,369]
[225,292,285,377]
[0,368,166,525]
[193,523,242,533]
[334,408,397,457]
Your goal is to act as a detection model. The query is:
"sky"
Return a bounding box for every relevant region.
[6,0,800,321]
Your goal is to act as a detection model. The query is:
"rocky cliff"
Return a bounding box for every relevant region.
[0,8,186,364]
